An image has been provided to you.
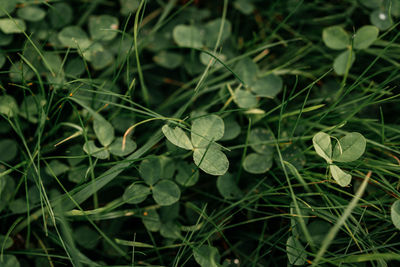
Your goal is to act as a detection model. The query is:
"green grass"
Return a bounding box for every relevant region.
[1,0,400,266]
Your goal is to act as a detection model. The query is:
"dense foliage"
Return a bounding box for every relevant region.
[1,0,400,266]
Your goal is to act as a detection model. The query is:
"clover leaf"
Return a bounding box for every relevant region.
[162,115,229,176]
[312,131,366,187]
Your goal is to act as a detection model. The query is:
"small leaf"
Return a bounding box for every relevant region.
[204,18,232,47]
[330,164,351,187]
[49,3,73,29]
[243,153,273,174]
[172,24,203,49]
[45,160,69,177]
[191,114,224,148]
[152,180,181,206]
[123,183,150,204]
[175,162,199,187]
[93,118,115,147]
[0,235,13,249]
[0,95,18,117]
[0,139,17,162]
[216,173,243,199]
[139,158,162,186]
[0,0,17,17]
[83,141,110,159]
[58,26,91,49]
[307,220,331,246]
[332,132,366,162]
[74,226,99,249]
[193,245,221,267]
[370,10,392,30]
[17,6,46,22]
[322,26,350,50]
[312,132,332,163]
[0,18,25,34]
[234,57,258,86]
[220,116,241,141]
[193,147,229,176]
[286,236,307,265]
[249,128,275,155]
[153,51,183,69]
[0,255,20,267]
[233,89,258,109]
[160,221,181,239]
[162,124,193,150]
[142,209,161,232]
[233,0,255,15]
[391,200,400,230]
[109,137,137,157]
[89,15,119,41]
[251,74,283,98]
[333,49,355,75]
[119,0,140,15]
[353,25,379,50]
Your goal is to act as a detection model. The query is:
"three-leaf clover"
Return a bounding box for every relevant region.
[243,128,275,174]
[232,57,283,108]
[123,157,181,206]
[162,114,229,176]
[83,117,137,159]
[312,131,366,187]
[322,25,379,75]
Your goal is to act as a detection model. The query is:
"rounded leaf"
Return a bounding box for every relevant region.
[333,49,355,75]
[0,95,18,117]
[162,124,193,150]
[89,15,119,41]
[193,147,229,176]
[173,24,203,49]
[58,26,91,49]
[74,226,99,249]
[123,183,150,204]
[0,139,17,162]
[49,3,73,29]
[251,74,283,98]
[17,6,46,22]
[93,118,115,147]
[142,209,161,232]
[312,132,332,163]
[391,200,400,230]
[0,0,16,16]
[109,137,137,157]
[370,10,392,30]
[332,132,366,162]
[45,160,69,177]
[152,180,181,206]
[330,164,351,187]
[216,173,243,199]
[83,141,110,159]
[249,128,275,155]
[234,57,258,86]
[193,245,221,267]
[286,236,307,265]
[191,114,224,148]
[0,255,20,267]
[243,152,273,174]
[220,116,241,141]
[139,157,162,186]
[234,89,258,109]
[0,18,26,34]
[154,51,183,69]
[204,18,232,47]
[354,25,379,50]
[322,26,350,50]
[175,162,199,187]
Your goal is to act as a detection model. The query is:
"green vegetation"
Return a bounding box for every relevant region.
[0,0,400,266]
